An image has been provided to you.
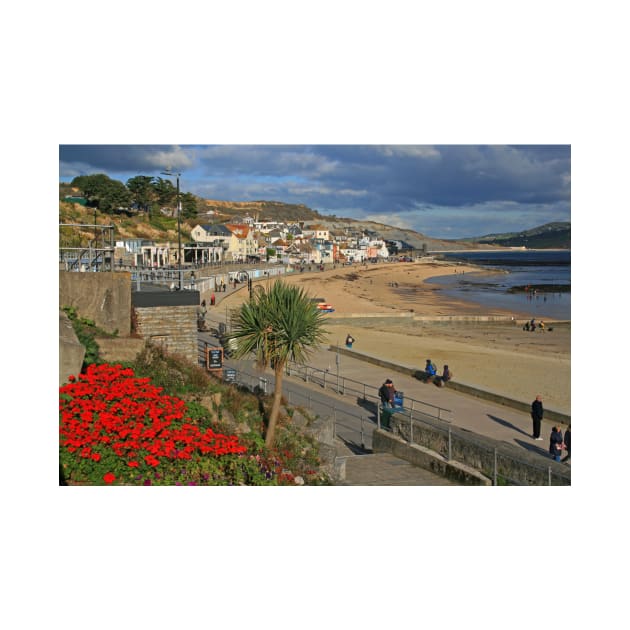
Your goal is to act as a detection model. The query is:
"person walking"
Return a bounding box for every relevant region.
[549,425,564,462]
[345,334,355,349]
[378,379,396,408]
[531,394,544,440]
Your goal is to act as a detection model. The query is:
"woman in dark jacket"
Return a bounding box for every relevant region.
[549,426,564,462]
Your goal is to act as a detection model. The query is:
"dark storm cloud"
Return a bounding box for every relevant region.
[58,144,570,237]
[310,145,570,209]
[59,145,193,177]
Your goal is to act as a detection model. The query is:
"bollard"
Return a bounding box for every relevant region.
[377,405,381,430]
[448,427,452,461]
[493,448,498,485]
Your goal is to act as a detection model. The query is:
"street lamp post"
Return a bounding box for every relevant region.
[161,169,183,289]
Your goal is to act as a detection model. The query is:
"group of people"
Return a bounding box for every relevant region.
[327,331,571,466]
[531,394,571,462]
[425,359,452,385]
[378,379,399,408]
[523,318,547,332]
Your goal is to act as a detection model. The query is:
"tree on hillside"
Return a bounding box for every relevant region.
[180,192,199,219]
[71,174,132,213]
[126,176,156,216]
[71,174,112,203]
[228,281,328,447]
[152,177,177,209]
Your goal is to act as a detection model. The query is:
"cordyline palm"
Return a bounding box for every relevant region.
[228,280,328,447]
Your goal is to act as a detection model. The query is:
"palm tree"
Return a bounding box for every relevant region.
[228,280,328,447]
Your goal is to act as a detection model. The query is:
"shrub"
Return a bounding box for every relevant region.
[58,363,268,485]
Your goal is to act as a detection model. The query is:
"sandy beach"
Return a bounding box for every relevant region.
[210,260,571,415]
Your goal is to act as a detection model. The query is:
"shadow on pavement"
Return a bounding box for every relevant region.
[355,397,378,423]
[487,414,531,438]
[337,435,372,455]
[514,438,551,457]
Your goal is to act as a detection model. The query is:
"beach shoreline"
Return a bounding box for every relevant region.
[210,260,571,415]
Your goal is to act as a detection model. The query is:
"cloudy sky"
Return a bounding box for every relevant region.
[59,144,570,240]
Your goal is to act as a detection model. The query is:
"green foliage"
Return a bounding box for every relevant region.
[62,305,116,367]
[228,280,328,447]
[126,175,156,214]
[181,192,198,219]
[132,343,214,397]
[71,173,132,213]
[230,280,328,369]
[149,213,178,232]
[152,177,177,206]
[59,335,332,485]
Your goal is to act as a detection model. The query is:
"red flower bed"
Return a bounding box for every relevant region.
[60,363,248,485]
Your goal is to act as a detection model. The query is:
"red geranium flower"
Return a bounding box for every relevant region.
[60,363,248,485]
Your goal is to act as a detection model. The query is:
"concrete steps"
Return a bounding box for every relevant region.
[338,453,461,486]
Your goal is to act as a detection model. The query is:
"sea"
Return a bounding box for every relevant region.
[427,250,571,320]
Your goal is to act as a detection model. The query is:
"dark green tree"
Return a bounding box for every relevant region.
[152,177,177,208]
[70,174,132,213]
[71,174,112,206]
[126,176,156,215]
[181,192,198,219]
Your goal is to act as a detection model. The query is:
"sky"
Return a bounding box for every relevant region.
[59,144,570,239]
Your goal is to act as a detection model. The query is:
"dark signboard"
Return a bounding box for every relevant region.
[206,347,223,370]
[224,368,237,383]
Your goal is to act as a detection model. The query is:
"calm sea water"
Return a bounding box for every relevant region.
[428,250,571,320]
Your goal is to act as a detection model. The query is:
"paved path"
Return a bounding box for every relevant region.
[200,309,570,485]
[338,452,460,486]
[294,345,567,463]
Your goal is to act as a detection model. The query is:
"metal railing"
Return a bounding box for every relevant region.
[285,360,453,423]
[383,406,570,486]
[198,363,372,452]
[196,340,570,486]
[59,223,116,272]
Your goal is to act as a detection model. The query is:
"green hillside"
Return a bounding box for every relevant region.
[461,222,571,249]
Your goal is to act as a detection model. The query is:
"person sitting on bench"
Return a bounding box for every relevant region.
[440,365,452,385]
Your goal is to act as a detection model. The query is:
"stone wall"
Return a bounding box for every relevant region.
[98,337,146,364]
[59,271,131,335]
[134,305,198,363]
[373,429,491,485]
[59,310,85,386]
[385,412,570,486]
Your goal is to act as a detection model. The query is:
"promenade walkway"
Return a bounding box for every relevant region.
[297,344,567,459]
[292,347,570,485]
[202,284,570,485]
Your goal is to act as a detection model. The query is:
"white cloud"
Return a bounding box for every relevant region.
[380,146,441,159]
